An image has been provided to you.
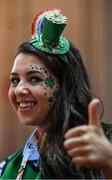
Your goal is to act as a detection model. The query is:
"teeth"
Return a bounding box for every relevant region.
[19,102,35,108]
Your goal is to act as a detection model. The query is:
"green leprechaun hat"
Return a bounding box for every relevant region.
[30,8,70,55]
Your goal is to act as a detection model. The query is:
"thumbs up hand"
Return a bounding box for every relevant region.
[64,99,112,178]
[88,98,103,128]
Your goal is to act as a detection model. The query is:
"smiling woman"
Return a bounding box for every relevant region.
[0,8,112,180]
[8,53,60,128]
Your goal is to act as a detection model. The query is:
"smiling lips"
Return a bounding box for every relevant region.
[17,101,37,111]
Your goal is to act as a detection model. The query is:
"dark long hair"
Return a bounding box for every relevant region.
[16,41,101,179]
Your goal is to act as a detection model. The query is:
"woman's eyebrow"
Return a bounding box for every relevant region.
[10,72,18,76]
[10,70,46,77]
[26,70,44,76]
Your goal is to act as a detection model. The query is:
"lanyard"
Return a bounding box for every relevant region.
[16,130,40,180]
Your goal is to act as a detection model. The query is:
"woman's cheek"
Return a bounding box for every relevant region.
[8,87,14,103]
[8,87,17,111]
[40,80,60,105]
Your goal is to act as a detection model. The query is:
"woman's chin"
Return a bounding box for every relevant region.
[19,118,38,126]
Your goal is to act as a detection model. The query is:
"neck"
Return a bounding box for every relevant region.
[37,126,45,135]
[36,126,47,148]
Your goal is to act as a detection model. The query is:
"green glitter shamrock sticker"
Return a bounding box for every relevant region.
[48,96,54,103]
[52,91,60,99]
[44,76,55,88]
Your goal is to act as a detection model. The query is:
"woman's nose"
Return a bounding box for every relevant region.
[15,81,30,96]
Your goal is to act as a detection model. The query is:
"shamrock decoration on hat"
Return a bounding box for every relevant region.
[30,8,70,55]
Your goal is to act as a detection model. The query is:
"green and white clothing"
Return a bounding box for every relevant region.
[0,129,42,179]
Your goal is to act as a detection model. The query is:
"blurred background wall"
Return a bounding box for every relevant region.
[0,0,112,161]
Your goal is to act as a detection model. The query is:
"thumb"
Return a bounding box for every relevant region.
[88,98,102,127]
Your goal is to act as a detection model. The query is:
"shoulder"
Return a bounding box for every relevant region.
[0,149,23,177]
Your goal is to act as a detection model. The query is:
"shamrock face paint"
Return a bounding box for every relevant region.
[8,53,60,129]
[30,64,60,105]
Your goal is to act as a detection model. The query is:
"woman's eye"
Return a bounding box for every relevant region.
[10,78,20,86]
[30,77,43,84]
